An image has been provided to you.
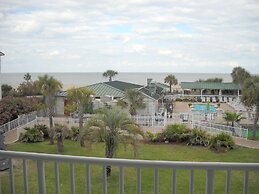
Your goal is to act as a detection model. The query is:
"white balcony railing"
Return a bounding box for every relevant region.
[0,150,259,194]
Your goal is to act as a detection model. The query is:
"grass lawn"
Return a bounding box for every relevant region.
[2,140,259,194]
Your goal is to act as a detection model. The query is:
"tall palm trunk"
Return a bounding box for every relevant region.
[57,132,64,152]
[49,113,55,144]
[169,83,172,93]
[105,136,115,177]
[253,105,259,139]
[79,105,85,147]
[47,95,55,144]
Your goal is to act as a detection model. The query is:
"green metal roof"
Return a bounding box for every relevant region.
[155,82,170,89]
[85,83,125,98]
[57,80,162,100]
[105,80,142,91]
[180,82,241,90]
[57,83,125,98]
[140,87,161,100]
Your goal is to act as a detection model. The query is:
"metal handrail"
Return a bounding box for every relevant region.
[1,150,259,170]
[1,150,259,194]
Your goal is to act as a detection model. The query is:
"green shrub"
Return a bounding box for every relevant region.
[175,98,182,102]
[209,133,235,152]
[145,131,160,143]
[187,129,210,146]
[182,98,190,102]
[20,126,44,143]
[54,124,70,139]
[35,124,49,138]
[70,127,80,141]
[160,124,191,143]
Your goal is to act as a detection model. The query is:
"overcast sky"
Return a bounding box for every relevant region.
[0,0,259,73]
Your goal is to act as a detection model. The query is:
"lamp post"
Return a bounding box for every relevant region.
[0,51,5,100]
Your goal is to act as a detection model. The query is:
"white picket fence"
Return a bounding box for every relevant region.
[0,111,37,134]
[131,115,166,127]
[0,111,249,140]
[192,120,249,138]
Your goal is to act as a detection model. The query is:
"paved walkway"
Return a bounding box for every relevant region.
[234,137,259,149]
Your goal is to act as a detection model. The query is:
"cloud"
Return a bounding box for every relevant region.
[131,44,145,52]
[158,49,172,55]
[14,20,42,33]
[0,0,259,73]
[49,50,60,56]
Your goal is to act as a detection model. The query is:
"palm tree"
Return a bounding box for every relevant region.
[242,76,259,139]
[84,107,142,176]
[231,66,251,88]
[102,70,118,81]
[66,87,95,147]
[35,75,63,144]
[54,124,69,152]
[24,73,32,83]
[223,112,244,127]
[164,74,178,93]
[125,89,146,116]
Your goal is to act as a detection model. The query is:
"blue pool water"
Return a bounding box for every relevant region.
[193,104,217,113]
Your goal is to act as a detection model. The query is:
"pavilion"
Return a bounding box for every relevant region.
[180,82,241,101]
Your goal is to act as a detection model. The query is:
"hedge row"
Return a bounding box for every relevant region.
[145,124,235,152]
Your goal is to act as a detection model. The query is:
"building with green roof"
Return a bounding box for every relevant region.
[180,82,240,91]
[179,82,241,101]
[56,79,167,116]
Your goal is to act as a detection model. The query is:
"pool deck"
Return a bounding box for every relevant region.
[174,102,235,113]
[173,102,255,125]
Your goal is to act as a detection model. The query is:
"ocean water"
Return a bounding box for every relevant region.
[1,72,232,90]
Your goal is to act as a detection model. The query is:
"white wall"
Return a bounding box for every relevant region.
[136,97,158,116]
[55,97,64,116]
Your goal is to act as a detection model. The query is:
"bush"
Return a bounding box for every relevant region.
[182,98,190,102]
[70,127,80,141]
[0,97,38,125]
[35,124,49,138]
[54,124,70,139]
[187,129,210,146]
[54,124,68,153]
[145,131,160,143]
[209,133,235,152]
[160,124,191,143]
[20,126,44,143]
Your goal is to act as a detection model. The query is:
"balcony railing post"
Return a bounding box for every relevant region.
[0,175,1,194]
[119,166,124,194]
[206,169,214,194]
[9,158,15,194]
[137,168,141,194]
[172,169,176,194]
[70,163,75,194]
[243,171,249,194]
[189,170,194,194]
[54,162,60,194]
[23,159,29,194]
[102,165,107,194]
[226,170,231,194]
[86,164,91,194]
[37,160,46,194]
[154,168,159,194]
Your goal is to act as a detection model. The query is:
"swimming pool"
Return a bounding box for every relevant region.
[192,104,217,113]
